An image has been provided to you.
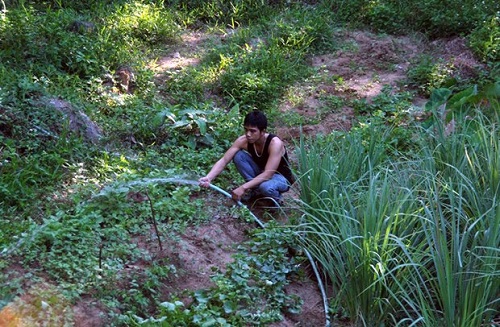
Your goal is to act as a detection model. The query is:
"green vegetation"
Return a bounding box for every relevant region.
[134,223,303,326]
[296,95,499,325]
[321,0,499,38]
[1,0,499,326]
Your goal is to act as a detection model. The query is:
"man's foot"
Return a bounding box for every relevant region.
[241,189,262,204]
[251,196,283,209]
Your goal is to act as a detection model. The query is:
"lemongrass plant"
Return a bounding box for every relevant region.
[401,112,500,326]
[295,128,419,325]
[295,112,499,326]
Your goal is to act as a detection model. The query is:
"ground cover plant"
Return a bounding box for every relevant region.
[0,0,499,326]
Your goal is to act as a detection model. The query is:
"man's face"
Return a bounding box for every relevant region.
[244,125,264,144]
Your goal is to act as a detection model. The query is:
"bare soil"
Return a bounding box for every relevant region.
[0,29,485,327]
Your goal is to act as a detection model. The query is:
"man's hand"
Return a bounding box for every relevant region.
[199,176,211,188]
[231,186,246,201]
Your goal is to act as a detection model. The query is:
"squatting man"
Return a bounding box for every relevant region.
[199,111,294,204]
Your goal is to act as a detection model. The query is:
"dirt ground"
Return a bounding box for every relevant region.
[0,29,485,327]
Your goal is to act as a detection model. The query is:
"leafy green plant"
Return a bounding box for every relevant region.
[101,259,177,323]
[353,86,413,120]
[469,14,500,63]
[422,82,500,127]
[407,55,458,95]
[152,103,242,153]
[154,107,214,149]
[133,223,303,326]
[5,172,206,309]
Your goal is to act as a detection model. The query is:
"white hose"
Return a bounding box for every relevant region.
[1,177,330,326]
[207,182,331,327]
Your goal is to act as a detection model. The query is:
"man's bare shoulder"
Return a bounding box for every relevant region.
[222,135,248,160]
[268,135,285,155]
[269,135,284,147]
[233,135,249,149]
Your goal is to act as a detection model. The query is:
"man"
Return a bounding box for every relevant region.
[199,111,294,204]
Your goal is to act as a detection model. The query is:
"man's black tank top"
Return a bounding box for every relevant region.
[247,134,295,185]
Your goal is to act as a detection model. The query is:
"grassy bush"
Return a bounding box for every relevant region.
[103,2,181,46]
[469,14,500,63]
[219,42,306,110]
[295,94,499,325]
[165,0,287,27]
[218,6,335,109]
[321,0,500,37]
[164,5,334,111]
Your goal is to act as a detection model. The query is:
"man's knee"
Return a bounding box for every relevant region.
[233,150,248,164]
[258,181,276,198]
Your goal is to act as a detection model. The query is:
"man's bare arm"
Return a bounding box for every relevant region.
[199,136,246,187]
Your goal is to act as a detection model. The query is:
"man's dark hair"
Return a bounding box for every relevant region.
[243,111,267,131]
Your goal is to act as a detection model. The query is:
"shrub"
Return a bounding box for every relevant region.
[321,0,500,38]
[469,14,500,63]
[407,55,457,95]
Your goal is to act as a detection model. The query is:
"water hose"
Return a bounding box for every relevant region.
[1,177,331,326]
[207,182,330,327]
[129,179,331,326]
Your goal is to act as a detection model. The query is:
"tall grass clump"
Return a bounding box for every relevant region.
[296,107,499,325]
[399,112,500,326]
[320,0,499,38]
[295,128,422,325]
